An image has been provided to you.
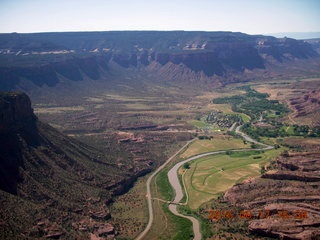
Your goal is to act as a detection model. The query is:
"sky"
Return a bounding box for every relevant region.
[0,0,319,35]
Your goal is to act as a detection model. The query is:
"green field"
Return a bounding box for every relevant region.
[238,113,251,122]
[180,137,248,159]
[182,148,284,210]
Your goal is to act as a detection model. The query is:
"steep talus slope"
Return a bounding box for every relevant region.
[224,151,320,240]
[0,92,150,239]
[0,31,319,90]
[288,89,320,126]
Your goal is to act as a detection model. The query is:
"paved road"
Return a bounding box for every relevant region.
[229,122,237,131]
[167,150,226,240]
[135,139,195,240]
[167,125,273,240]
[136,125,273,240]
[235,125,273,150]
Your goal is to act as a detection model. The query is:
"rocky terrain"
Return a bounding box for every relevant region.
[288,89,320,126]
[0,31,319,91]
[0,92,153,239]
[224,149,320,239]
[305,39,320,54]
[1,31,320,240]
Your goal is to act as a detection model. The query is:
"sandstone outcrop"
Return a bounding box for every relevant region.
[224,152,320,239]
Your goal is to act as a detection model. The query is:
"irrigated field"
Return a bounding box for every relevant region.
[180,136,248,159]
[182,148,284,210]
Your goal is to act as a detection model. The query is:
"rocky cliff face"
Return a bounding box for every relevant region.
[0,92,150,239]
[0,92,38,194]
[288,89,320,126]
[0,31,319,90]
[224,152,320,239]
[0,92,36,130]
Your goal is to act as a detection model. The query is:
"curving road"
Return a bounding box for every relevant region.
[136,125,273,240]
[235,125,273,150]
[167,151,226,240]
[167,125,273,240]
[135,139,196,240]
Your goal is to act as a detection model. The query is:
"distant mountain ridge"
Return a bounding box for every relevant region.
[0,31,319,90]
[269,32,320,40]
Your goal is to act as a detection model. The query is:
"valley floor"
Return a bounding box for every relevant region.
[1,76,319,240]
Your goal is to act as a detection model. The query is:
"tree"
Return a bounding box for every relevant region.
[251,143,260,149]
[183,162,190,169]
[226,150,233,155]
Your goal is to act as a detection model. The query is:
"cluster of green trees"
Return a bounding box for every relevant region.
[292,125,320,137]
[242,123,320,139]
[198,135,213,140]
[212,86,320,139]
[212,86,289,120]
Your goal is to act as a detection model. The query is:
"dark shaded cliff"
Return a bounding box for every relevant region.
[0,92,38,194]
[0,92,150,239]
[0,31,319,90]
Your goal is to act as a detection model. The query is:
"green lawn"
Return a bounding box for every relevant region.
[182,148,283,210]
[188,120,213,129]
[238,113,251,123]
[282,125,295,135]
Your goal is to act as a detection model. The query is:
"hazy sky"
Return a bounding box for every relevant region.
[0,0,319,34]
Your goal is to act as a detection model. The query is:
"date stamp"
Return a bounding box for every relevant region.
[209,209,308,221]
